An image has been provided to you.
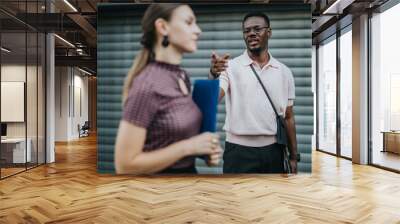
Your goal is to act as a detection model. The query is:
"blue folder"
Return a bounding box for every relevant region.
[192,80,219,133]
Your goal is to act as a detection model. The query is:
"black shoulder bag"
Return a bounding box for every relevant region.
[249,64,292,174]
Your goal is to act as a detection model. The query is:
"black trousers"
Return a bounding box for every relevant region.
[223,142,285,174]
[159,165,197,174]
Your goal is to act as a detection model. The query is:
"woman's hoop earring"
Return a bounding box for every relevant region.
[162,35,169,48]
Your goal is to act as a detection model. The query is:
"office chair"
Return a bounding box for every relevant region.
[79,121,90,138]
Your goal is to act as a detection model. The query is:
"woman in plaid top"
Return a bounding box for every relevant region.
[114,4,222,174]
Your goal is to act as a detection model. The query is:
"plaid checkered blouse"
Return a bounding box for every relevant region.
[122,61,202,169]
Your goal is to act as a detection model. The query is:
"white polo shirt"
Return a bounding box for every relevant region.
[218,50,295,147]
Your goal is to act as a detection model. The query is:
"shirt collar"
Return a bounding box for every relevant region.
[241,50,279,69]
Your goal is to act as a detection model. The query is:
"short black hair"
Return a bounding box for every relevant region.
[242,12,270,27]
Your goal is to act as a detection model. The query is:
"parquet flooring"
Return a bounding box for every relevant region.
[1,167,26,178]
[1,134,400,223]
[372,151,400,171]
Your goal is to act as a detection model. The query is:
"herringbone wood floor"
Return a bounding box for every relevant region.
[1,134,400,224]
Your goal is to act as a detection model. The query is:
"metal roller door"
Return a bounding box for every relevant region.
[97,3,312,174]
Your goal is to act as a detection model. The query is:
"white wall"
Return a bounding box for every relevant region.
[55,66,89,141]
[1,65,26,81]
[1,65,26,134]
[71,70,89,138]
[1,65,40,138]
[55,66,69,141]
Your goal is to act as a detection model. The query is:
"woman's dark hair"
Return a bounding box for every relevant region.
[123,3,183,103]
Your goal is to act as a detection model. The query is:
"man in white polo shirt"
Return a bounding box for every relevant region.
[209,12,298,173]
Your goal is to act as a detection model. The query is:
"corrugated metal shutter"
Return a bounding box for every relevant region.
[97,4,312,174]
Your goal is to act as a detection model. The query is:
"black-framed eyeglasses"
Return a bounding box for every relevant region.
[243,26,270,35]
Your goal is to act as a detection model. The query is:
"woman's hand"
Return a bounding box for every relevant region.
[183,132,223,167]
[183,132,220,156]
[206,146,222,166]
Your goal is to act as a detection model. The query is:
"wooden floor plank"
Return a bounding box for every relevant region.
[0,134,400,223]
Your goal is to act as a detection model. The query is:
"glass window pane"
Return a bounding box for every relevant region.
[318,36,337,154]
[1,1,46,179]
[38,32,45,165]
[340,29,352,158]
[27,31,38,169]
[1,30,27,177]
[371,3,400,171]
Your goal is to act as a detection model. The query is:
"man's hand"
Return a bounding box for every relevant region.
[289,159,297,174]
[210,51,230,78]
[285,106,298,174]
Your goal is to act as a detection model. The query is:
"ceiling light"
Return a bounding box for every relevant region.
[323,0,344,15]
[1,47,11,53]
[76,48,84,55]
[78,67,92,76]
[54,34,75,48]
[63,0,78,12]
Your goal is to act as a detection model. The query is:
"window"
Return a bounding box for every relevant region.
[339,28,352,158]
[318,36,337,154]
[0,1,47,179]
[371,3,400,171]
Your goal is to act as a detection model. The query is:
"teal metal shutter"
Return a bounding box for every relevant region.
[97,4,312,174]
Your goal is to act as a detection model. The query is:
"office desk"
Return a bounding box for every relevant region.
[1,138,31,163]
[382,131,400,154]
